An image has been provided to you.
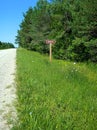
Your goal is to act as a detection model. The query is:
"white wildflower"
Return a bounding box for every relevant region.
[29,112,32,115]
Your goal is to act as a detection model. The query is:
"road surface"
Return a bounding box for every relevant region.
[0,49,17,130]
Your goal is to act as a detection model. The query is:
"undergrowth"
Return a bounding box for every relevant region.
[12,48,97,130]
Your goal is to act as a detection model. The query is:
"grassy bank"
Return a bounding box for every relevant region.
[12,48,97,130]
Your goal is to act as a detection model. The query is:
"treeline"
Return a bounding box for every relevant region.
[16,0,97,62]
[0,41,15,49]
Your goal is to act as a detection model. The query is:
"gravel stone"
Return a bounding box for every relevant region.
[0,49,17,130]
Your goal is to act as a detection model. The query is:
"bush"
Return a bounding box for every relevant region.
[86,39,97,62]
[67,37,89,62]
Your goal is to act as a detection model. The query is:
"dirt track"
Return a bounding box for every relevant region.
[0,49,17,130]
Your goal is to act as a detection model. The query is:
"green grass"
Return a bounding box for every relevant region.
[12,48,97,130]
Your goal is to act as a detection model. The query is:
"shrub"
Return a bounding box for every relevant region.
[86,39,97,62]
[67,37,89,62]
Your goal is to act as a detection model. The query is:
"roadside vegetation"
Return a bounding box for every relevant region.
[14,0,97,129]
[12,48,97,130]
[16,0,97,62]
[0,41,15,49]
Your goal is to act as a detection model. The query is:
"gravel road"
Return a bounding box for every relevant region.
[0,49,17,130]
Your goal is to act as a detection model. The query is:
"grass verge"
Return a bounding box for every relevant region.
[12,48,97,130]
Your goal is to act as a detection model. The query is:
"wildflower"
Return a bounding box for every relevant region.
[29,112,32,115]
[74,62,76,64]
[71,70,74,72]
[66,76,68,79]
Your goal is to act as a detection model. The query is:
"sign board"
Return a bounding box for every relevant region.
[46,40,56,44]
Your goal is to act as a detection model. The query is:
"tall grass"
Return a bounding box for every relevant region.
[12,48,97,130]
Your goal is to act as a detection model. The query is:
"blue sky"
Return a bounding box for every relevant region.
[0,0,38,47]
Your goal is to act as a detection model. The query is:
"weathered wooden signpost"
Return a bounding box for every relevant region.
[46,40,56,62]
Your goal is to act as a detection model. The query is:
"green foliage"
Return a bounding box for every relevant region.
[12,48,97,130]
[86,39,97,62]
[16,0,97,62]
[0,41,15,49]
[67,38,97,62]
[67,37,88,62]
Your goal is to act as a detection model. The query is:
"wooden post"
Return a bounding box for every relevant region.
[50,43,52,62]
[45,40,56,62]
